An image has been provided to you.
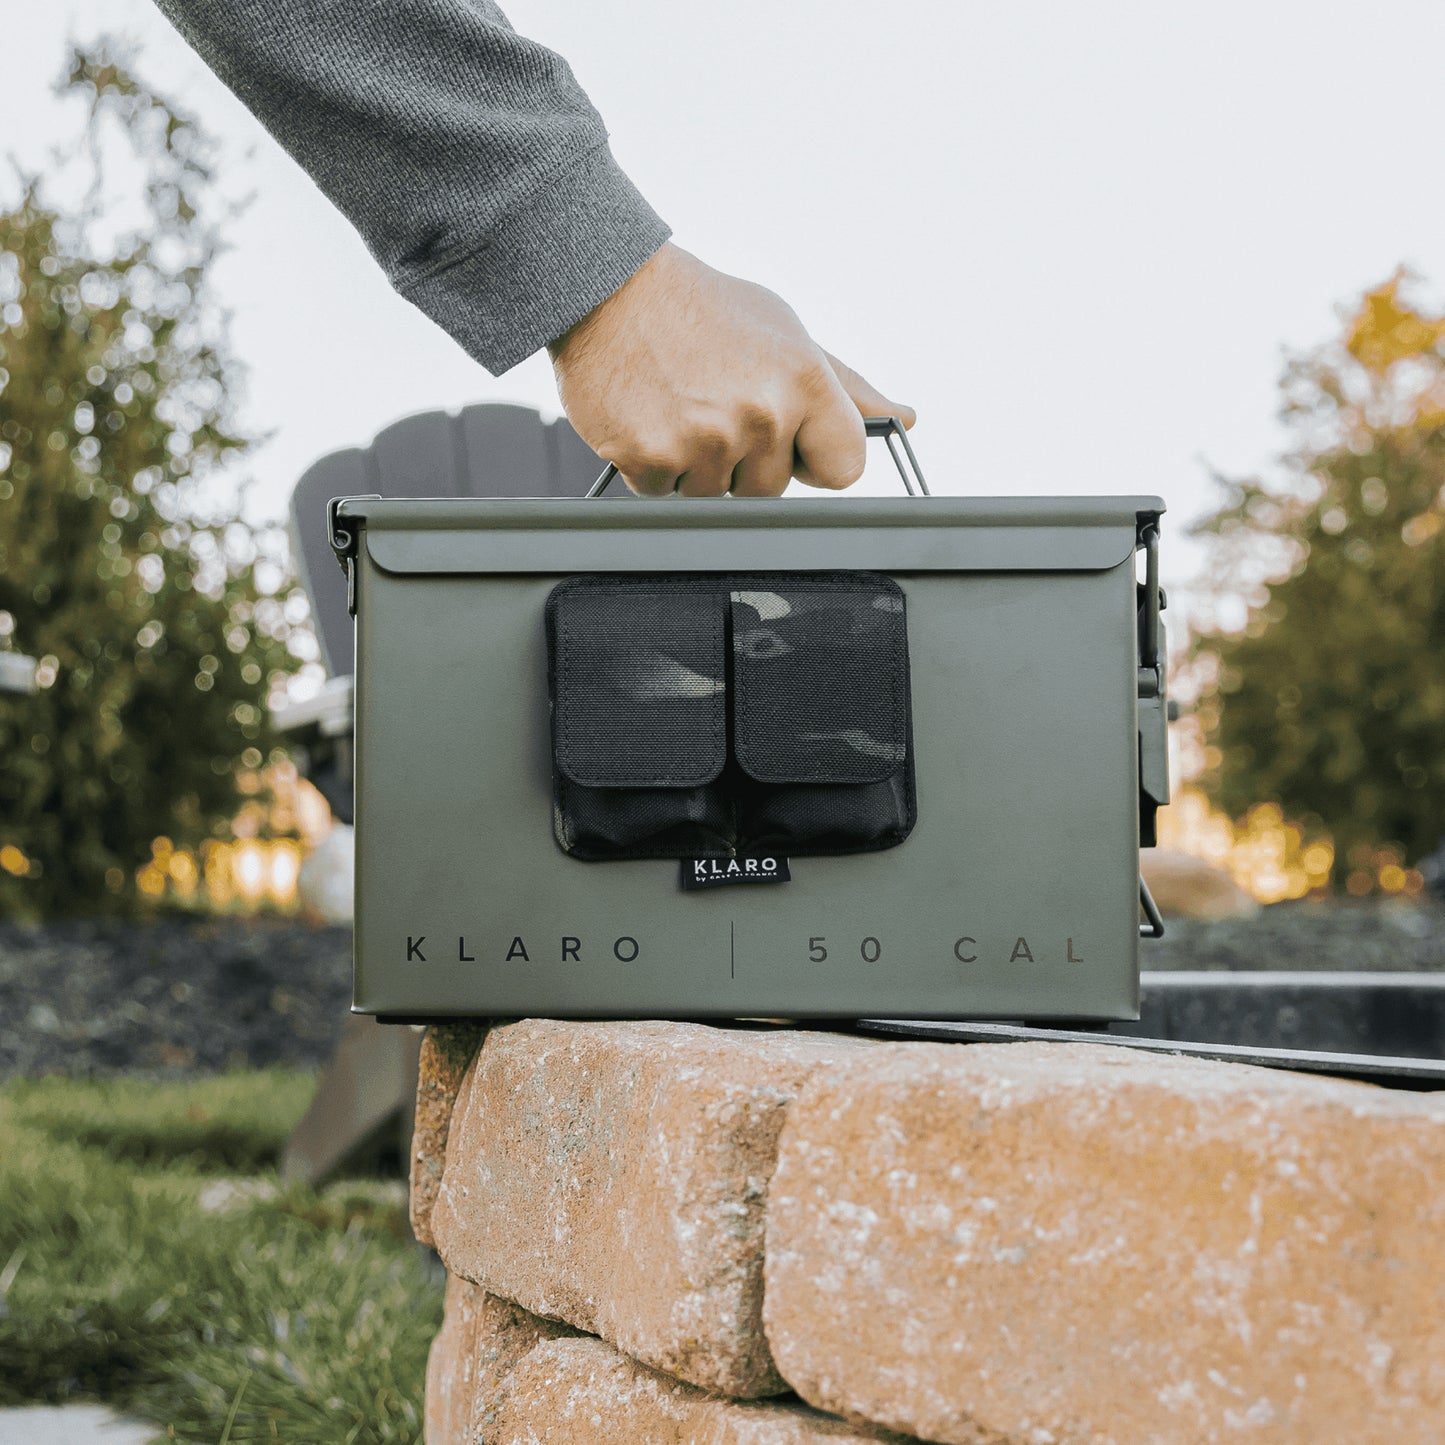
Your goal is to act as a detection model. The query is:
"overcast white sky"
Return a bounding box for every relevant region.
[6,0,1445,603]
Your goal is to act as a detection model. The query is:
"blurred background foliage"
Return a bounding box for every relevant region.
[0,46,311,921]
[1186,272,1445,891]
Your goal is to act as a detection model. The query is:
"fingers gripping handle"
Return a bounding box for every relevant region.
[586,415,930,498]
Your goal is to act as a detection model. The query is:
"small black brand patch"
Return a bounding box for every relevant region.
[680,856,791,890]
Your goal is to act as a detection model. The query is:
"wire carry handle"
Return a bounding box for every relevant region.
[586,414,929,498]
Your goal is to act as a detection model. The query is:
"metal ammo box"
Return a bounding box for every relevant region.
[331,419,1168,1022]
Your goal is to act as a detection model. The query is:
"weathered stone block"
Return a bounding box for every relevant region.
[490,1335,913,1443]
[410,1022,486,1247]
[425,1274,484,1445]
[765,1041,1445,1445]
[430,1019,869,1396]
[425,1275,577,1445]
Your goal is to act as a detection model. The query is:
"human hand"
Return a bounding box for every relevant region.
[548,243,914,496]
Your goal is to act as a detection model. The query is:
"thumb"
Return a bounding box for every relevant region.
[824,350,917,430]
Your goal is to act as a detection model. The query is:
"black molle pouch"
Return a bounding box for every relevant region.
[546,574,916,862]
[730,583,914,854]
[547,582,733,860]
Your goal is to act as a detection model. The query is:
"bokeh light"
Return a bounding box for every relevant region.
[1160,788,1422,903]
[133,762,327,913]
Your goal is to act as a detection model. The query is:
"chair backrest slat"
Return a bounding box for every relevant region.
[290,405,605,677]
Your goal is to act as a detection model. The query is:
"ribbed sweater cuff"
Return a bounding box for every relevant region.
[398,140,671,375]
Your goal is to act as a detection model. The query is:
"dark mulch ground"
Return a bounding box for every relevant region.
[2,901,1443,1081]
[0,915,352,1083]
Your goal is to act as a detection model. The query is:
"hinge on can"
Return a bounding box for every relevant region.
[327,496,379,617]
[1135,514,1171,852]
[1136,520,1164,701]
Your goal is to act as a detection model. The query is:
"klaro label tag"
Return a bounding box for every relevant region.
[680,856,792,890]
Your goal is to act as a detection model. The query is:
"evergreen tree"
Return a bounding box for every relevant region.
[0,47,306,919]
[1190,273,1445,883]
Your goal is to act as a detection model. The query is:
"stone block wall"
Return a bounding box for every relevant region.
[414,1019,1445,1444]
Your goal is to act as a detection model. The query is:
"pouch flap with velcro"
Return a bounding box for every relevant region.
[730,577,909,786]
[548,580,727,789]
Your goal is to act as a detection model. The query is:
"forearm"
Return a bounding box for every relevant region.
[154,0,669,372]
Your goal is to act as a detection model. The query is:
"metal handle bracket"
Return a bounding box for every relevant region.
[588,415,929,498]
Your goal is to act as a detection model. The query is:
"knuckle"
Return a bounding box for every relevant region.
[795,351,835,394]
[620,441,681,476]
[689,427,732,462]
[737,402,784,448]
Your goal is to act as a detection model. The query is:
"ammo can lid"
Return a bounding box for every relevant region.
[334,494,1165,577]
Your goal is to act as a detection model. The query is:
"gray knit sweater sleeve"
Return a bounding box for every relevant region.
[153,0,671,373]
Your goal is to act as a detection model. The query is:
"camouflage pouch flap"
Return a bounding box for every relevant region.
[730,577,909,786]
[547,580,727,789]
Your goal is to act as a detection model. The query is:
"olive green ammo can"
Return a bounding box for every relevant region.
[331,442,1167,1023]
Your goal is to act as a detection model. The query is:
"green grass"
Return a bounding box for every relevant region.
[0,1072,442,1444]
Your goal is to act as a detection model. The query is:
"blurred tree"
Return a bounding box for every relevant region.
[0,46,308,919]
[1190,271,1445,886]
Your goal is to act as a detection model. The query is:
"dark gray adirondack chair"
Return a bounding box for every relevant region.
[280,403,605,1184]
[293,400,607,679]
[277,402,607,825]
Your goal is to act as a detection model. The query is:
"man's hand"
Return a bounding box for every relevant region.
[549,243,914,496]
